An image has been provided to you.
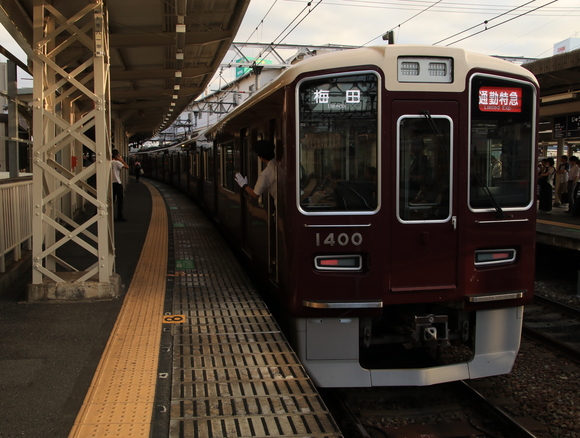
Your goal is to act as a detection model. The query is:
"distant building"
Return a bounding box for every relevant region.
[553,37,580,55]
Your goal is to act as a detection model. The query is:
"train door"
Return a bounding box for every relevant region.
[390,101,458,291]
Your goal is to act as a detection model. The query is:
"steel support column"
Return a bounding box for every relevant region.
[29,0,117,299]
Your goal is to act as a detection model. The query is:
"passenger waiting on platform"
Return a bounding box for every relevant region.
[538,157,555,212]
[565,156,580,214]
[111,148,129,221]
[234,140,277,204]
[134,160,142,182]
[555,155,569,207]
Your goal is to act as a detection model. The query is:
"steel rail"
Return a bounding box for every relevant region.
[457,380,538,438]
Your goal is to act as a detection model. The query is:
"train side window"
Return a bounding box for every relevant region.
[297,72,380,215]
[469,75,536,210]
[220,141,236,192]
[397,116,452,222]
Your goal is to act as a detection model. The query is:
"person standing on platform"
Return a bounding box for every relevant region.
[566,156,580,214]
[538,157,555,212]
[555,155,569,207]
[234,140,277,204]
[134,160,142,182]
[111,148,129,221]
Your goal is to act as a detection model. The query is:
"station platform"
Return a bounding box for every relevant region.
[536,205,580,251]
[0,179,342,438]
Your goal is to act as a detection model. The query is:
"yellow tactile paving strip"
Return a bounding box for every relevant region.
[69,181,167,438]
[537,218,580,230]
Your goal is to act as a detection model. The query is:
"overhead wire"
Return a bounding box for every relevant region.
[252,0,324,65]
[239,0,280,45]
[206,0,321,92]
[361,0,444,46]
[206,0,571,93]
[296,0,576,16]
[432,0,537,45]
[441,0,560,46]
[205,0,279,93]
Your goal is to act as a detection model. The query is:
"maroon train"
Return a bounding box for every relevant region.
[137,45,539,387]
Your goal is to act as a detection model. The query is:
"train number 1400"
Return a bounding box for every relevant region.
[315,232,363,247]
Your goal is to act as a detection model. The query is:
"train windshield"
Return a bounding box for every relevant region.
[398,115,452,222]
[297,72,379,214]
[469,75,536,210]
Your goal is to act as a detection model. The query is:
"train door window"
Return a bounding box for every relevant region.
[207,145,215,182]
[397,116,452,222]
[202,149,208,180]
[195,149,201,177]
[297,72,379,215]
[469,75,536,210]
[201,143,215,182]
[190,149,197,177]
[220,141,236,192]
[245,136,254,179]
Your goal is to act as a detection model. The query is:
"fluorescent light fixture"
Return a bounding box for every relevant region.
[176,24,186,33]
[541,92,577,103]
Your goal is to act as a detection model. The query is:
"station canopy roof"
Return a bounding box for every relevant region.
[524,49,580,120]
[0,0,251,143]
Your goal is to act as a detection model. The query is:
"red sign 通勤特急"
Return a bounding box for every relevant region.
[479,87,522,113]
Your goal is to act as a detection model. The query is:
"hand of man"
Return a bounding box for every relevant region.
[235,173,248,188]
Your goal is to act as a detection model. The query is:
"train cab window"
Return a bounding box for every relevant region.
[469,75,536,210]
[398,116,452,222]
[297,72,379,214]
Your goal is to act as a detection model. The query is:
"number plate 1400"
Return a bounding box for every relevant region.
[315,232,363,247]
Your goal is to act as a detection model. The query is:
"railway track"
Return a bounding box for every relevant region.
[322,380,541,438]
[523,294,580,363]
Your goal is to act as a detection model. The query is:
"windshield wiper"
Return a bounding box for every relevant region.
[420,111,508,219]
[472,172,508,219]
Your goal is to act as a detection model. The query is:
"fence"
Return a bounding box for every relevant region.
[0,177,32,273]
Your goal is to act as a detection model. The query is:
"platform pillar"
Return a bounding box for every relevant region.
[28,0,117,300]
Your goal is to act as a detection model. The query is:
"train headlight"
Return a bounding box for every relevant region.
[314,255,362,271]
[474,249,516,267]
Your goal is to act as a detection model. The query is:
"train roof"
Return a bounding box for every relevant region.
[203,45,539,137]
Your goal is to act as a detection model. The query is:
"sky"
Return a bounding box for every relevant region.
[2,0,579,88]
[207,0,580,88]
[230,0,579,56]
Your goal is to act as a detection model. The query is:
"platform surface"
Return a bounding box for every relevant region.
[0,178,342,438]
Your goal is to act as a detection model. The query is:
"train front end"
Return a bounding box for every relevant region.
[283,46,538,387]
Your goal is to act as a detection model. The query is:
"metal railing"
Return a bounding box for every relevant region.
[0,177,32,273]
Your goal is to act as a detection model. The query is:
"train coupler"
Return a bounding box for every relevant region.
[404,314,450,349]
